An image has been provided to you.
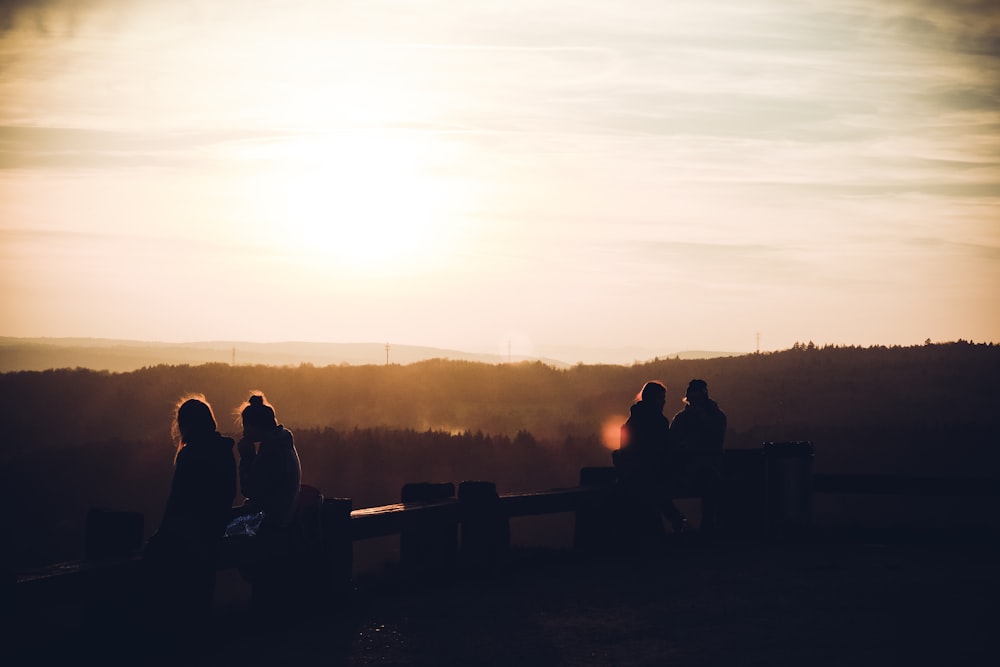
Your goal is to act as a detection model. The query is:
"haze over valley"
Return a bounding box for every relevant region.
[0,336,741,372]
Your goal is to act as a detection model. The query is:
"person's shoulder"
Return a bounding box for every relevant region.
[174,444,193,465]
[212,433,236,452]
[207,435,236,467]
[273,425,294,445]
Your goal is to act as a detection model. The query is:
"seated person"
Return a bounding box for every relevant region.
[143,395,236,639]
[613,381,689,533]
[235,392,301,531]
[668,379,728,529]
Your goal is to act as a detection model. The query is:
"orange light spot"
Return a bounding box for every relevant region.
[601,415,626,450]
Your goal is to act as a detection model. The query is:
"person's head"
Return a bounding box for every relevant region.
[238,392,277,440]
[172,394,217,460]
[637,381,667,407]
[684,379,709,405]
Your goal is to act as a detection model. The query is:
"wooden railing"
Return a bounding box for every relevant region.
[812,474,1000,497]
[13,444,1000,615]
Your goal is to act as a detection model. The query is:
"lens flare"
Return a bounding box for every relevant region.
[601,415,625,450]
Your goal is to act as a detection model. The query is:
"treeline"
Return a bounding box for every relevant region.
[1,341,997,464]
[1,341,998,568]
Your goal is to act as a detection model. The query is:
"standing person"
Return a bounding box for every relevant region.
[669,379,728,529]
[142,395,236,644]
[613,381,689,533]
[235,392,301,530]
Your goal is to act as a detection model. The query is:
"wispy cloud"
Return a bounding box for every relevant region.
[1,0,997,351]
[0,125,300,169]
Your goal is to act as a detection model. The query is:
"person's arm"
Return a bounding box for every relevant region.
[715,411,728,449]
[237,437,258,500]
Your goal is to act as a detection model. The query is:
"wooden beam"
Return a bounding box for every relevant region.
[350,499,459,541]
[500,486,609,518]
[813,474,1000,497]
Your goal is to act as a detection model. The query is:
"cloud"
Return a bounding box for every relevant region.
[0,0,45,32]
[0,0,110,36]
[0,125,314,169]
[893,0,1000,57]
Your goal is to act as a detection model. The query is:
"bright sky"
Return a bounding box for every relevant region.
[1,0,998,363]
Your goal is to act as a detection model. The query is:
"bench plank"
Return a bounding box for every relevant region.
[813,474,1000,497]
[500,486,609,518]
[350,498,459,541]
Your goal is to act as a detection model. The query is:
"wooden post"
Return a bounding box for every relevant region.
[321,497,354,595]
[763,441,814,540]
[458,481,509,574]
[573,466,618,552]
[718,448,768,538]
[399,482,457,579]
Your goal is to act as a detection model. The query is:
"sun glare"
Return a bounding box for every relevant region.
[253,132,457,273]
[601,416,625,450]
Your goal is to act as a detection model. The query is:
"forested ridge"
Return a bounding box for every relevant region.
[1,341,997,569]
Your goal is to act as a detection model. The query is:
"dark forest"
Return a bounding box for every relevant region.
[1,341,997,570]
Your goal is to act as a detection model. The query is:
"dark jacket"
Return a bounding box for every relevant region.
[239,425,301,528]
[669,399,727,476]
[615,399,671,473]
[148,432,236,561]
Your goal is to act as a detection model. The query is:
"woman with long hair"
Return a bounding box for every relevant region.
[143,395,236,643]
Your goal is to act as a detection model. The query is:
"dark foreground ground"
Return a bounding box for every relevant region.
[8,530,999,667]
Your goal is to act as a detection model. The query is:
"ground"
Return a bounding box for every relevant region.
[8,531,998,666]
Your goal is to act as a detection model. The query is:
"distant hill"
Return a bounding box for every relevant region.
[0,337,740,372]
[2,340,997,569]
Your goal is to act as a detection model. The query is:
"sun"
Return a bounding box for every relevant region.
[255,132,456,274]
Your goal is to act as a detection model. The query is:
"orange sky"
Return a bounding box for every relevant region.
[1,1,998,363]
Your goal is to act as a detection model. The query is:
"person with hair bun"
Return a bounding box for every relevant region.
[235,392,301,530]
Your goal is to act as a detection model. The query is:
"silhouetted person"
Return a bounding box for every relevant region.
[613,381,689,533]
[235,392,301,530]
[142,395,236,646]
[668,379,727,529]
[234,392,301,611]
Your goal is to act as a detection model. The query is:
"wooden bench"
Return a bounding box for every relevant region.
[14,486,350,610]
[9,449,810,619]
[351,497,459,541]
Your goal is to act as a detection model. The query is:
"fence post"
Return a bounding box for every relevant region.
[573,466,618,552]
[459,481,509,574]
[718,449,768,538]
[763,441,814,540]
[321,497,354,595]
[400,482,457,579]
